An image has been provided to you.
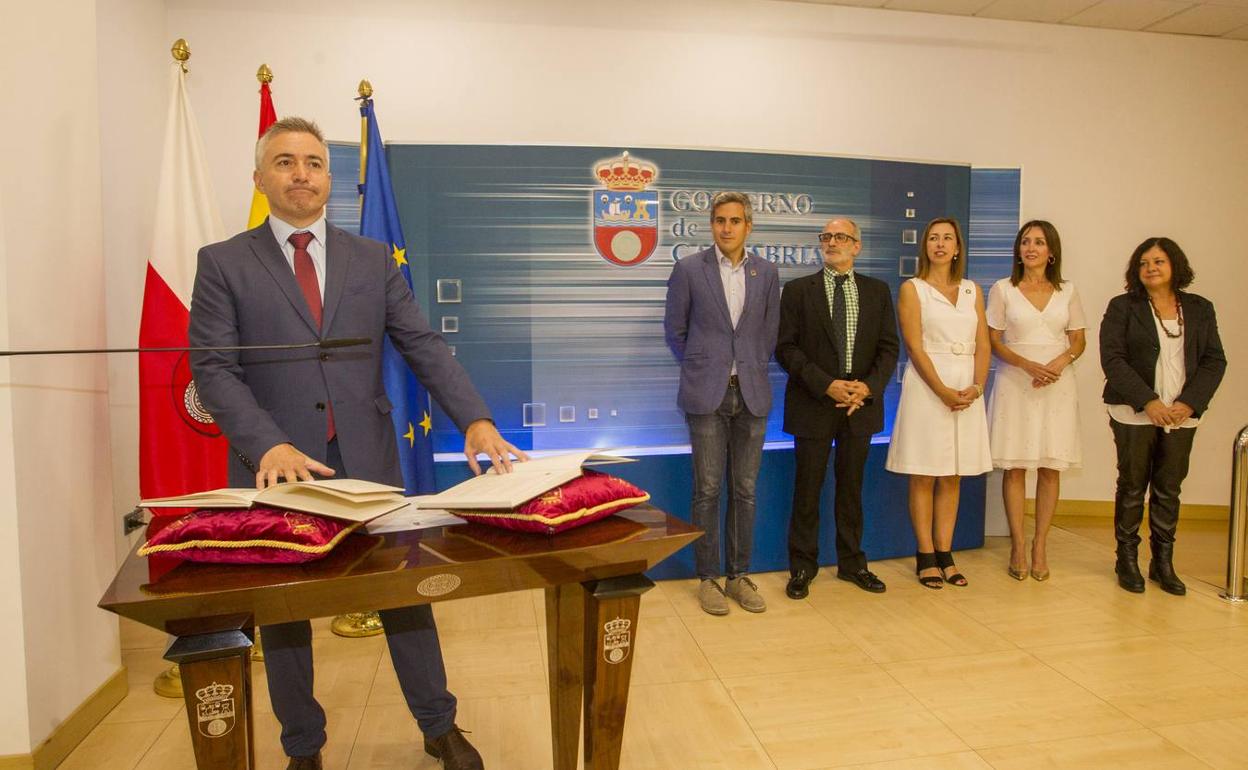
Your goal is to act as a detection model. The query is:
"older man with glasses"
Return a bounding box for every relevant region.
[775,218,900,599]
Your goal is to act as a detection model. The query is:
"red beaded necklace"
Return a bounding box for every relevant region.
[1148,293,1184,339]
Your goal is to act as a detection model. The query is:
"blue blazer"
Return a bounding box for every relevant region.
[663,247,780,417]
[188,221,491,486]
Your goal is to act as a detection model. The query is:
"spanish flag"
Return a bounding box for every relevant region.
[247,74,277,228]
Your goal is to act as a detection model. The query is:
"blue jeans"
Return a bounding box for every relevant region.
[686,383,767,580]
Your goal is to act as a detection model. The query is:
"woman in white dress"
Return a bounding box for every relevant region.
[986,221,1086,582]
[887,218,992,589]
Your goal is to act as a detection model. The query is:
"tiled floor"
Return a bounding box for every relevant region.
[72,517,1247,769]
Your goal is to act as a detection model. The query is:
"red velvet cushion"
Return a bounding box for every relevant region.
[451,470,649,535]
[137,507,360,564]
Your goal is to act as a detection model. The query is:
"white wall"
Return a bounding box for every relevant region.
[97,0,169,562]
[98,0,1245,529]
[0,0,121,753]
[0,121,33,757]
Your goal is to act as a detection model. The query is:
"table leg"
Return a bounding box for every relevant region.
[164,627,255,770]
[546,583,586,770]
[582,574,654,770]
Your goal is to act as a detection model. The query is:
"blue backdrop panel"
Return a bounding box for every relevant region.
[326,144,1018,578]
[378,144,971,453]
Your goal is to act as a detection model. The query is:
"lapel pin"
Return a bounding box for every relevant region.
[750,269,757,277]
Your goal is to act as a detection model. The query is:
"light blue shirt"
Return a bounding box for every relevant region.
[714,245,746,329]
[267,214,327,302]
[715,244,747,377]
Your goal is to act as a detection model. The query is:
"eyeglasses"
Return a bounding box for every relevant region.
[818,232,858,245]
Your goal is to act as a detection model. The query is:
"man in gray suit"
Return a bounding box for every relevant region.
[663,192,780,615]
[190,117,520,770]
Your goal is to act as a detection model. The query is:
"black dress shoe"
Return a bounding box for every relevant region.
[286,754,322,770]
[837,568,886,593]
[425,725,484,770]
[786,570,811,600]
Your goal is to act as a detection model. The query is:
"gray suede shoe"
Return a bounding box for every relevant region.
[698,578,729,616]
[726,576,766,613]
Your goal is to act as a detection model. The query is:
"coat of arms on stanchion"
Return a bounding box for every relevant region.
[195,682,236,738]
[603,616,632,664]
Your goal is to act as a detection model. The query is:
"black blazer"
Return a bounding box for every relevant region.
[1099,291,1226,417]
[776,270,900,438]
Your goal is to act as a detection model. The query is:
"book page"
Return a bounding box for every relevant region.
[140,488,260,507]
[414,468,581,510]
[257,485,408,523]
[482,449,633,475]
[252,478,405,505]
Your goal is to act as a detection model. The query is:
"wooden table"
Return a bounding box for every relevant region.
[99,505,699,770]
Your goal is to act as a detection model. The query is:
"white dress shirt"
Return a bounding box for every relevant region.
[267,214,328,302]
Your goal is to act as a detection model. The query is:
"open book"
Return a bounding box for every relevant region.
[410,450,634,510]
[139,479,408,524]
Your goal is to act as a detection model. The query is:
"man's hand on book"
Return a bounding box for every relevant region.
[257,443,336,489]
[464,419,529,476]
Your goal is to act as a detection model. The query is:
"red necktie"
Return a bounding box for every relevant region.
[289,231,322,326]
[288,231,335,440]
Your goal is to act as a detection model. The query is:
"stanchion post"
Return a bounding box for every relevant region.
[1219,425,1248,603]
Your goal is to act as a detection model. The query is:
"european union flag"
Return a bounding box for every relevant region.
[359,99,435,494]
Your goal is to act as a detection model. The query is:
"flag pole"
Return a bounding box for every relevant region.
[357,79,372,206]
[333,78,386,641]
[152,35,193,702]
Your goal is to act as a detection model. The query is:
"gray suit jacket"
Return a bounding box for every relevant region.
[663,247,780,417]
[188,220,490,486]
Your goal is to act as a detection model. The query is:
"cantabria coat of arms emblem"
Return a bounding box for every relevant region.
[602,616,632,664]
[591,152,659,267]
[195,681,236,738]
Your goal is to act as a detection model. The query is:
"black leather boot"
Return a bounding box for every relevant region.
[1115,543,1145,593]
[1149,541,1186,595]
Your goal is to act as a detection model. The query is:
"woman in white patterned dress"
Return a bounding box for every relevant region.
[987,220,1086,582]
[886,218,992,589]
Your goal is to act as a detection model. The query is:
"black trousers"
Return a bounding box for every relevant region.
[1110,420,1197,548]
[788,427,871,575]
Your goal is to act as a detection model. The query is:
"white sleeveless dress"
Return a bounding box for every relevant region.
[986,279,1085,471]
[886,278,992,477]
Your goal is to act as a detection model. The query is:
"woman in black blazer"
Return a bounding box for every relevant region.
[1100,237,1226,595]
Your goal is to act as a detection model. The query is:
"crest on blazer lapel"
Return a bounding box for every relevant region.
[591,151,659,267]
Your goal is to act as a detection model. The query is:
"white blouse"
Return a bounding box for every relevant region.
[1107,314,1200,429]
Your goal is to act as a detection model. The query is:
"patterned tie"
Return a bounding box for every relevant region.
[288,231,335,440]
[833,273,849,376]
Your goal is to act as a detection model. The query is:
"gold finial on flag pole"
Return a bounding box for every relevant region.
[358,79,373,99]
[171,38,190,73]
[257,64,273,84]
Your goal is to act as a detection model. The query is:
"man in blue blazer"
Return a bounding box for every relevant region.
[664,192,780,615]
[189,117,520,770]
